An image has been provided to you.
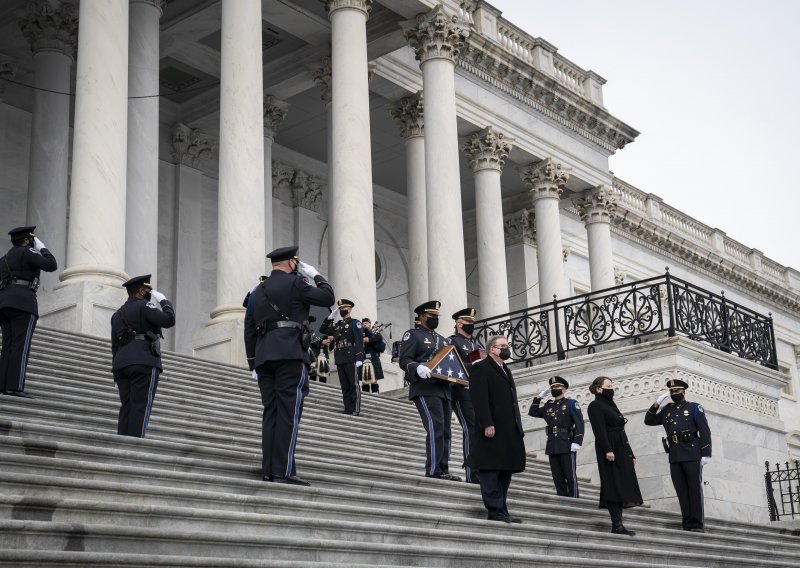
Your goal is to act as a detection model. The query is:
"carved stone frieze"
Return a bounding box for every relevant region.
[614,267,626,285]
[272,161,325,213]
[575,184,617,225]
[519,158,571,200]
[171,123,215,169]
[461,126,512,173]
[401,5,470,64]
[307,57,332,104]
[19,0,78,57]
[263,95,289,140]
[504,209,536,246]
[388,91,424,140]
[325,0,372,18]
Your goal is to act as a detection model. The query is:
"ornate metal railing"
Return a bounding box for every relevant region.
[765,460,800,521]
[474,271,778,369]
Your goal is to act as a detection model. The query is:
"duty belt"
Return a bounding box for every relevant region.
[335,340,355,350]
[670,431,698,444]
[10,278,33,286]
[549,426,572,435]
[266,321,302,331]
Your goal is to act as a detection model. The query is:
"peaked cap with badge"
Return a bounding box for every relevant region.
[549,376,569,389]
[8,225,36,241]
[452,307,476,321]
[414,300,440,315]
[666,378,689,391]
[337,298,354,309]
[266,245,299,263]
[122,274,152,290]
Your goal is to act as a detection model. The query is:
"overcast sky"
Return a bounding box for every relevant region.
[489,0,800,272]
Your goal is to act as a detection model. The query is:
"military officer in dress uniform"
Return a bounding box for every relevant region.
[244,246,334,486]
[644,378,712,532]
[360,318,386,393]
[0,226,57,397]
[110,275,175,437]
[319,299,365,415]
[528,376,585,497]
[446,307,483,483]
[398,301,460,481]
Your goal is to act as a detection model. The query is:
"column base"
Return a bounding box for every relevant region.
[192,316,248,367]
[37,280,128,337]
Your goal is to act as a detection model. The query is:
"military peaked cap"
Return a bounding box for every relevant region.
[8,225,36,240]
[549,376,569,389]
[338,299,354,309]
[414,300,441,315]
[666,378,689,390]
[122,274,152,289]
[266,245,299,263]
[452,307,477,321]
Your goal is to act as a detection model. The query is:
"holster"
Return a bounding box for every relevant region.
[144,331,161,357]
[661,437,671,453]
[116,329,136,346]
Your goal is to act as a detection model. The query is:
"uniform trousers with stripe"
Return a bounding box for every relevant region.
[412,395,452,476]
[336,363,360,414]
[114,364,159,438]
[453,398,478,482]
[671,460,704,529]
[548,452,579,497]
[0,307,37,393]
[257,360,308,479]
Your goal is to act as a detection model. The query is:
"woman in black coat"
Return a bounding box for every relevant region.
[587,376,642,536]
[469,335,526,523]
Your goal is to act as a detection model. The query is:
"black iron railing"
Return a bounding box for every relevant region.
[765,460,800,521]
[474,270,778,369]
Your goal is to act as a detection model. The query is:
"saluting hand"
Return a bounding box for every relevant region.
[537,388,549,399]
[484,426,495,438]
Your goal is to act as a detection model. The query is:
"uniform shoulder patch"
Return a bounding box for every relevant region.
[355,321,361,328]
[697,404,704,413]
[28,247,41,255]
[403,331,411,341]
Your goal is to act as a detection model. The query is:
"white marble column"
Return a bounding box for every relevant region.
[389,91,428,310]
[62,0,129,286]
[125,0,163,283]
[308,57,333,270]
[462,126,512,318]
[402,6,470,317]
[520,158,571,304]
[19,0,78,292]
[576,185,618,291]
[326,0,377,316]
[504,210,539,312]
[263,95,289,258]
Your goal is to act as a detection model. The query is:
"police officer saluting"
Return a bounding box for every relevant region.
[244,246,334,486]
[111,275,175,437]
[644,378,712,532]
[0,226,57,397]
[398,300,460,481]
[528,376,585,497]
[446,307,483,484]
[319,299,364,415]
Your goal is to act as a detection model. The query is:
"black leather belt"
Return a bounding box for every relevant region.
[267,321,301,331]
[550,426,572,435]
[670,431,698,444]
[11,278,33,286]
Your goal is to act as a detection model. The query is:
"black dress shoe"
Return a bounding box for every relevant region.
[262,475,274,482]
[611,524,635,536]
[506,516,523,524]
[351,412,360,416]
[487,513,509,522]
[7,391,31,398]
[273,476,310,486]
[688,528,705,533]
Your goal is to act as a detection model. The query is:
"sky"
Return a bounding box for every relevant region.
[488,0,800,272]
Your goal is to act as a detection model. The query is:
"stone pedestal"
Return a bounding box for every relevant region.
[514,336,790,523]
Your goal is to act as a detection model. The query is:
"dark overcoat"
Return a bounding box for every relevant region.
[468,358,526,472]
[587,395,643,509]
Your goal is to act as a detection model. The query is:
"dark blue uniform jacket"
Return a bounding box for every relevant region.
[110,298,176,372]
[398,326,451,400]
[529,397,585,455]
[0,245,58,315]
[644,399,712,463]
[318,317,364,365]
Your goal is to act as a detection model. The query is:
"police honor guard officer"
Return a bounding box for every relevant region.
[644,378,712,532]
[528,376,585,497]
[244,246,334,486]
[446,307,482,483]
[361,318,386,393]
[110,275,175,437]
[398,301,460,481]
[319,299,365,415]
[0,226,58,397]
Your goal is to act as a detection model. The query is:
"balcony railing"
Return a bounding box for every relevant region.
[474,271,778,370]
[765,460,800,521]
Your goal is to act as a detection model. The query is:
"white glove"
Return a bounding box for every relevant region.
[538,388,549,399]
[701,456,711,467]
[655,391,670,405]
[33,236,46,251]
[150,290,167,303]
[571,443,581,453]
[327,307,340,320]
[356,361,363,368]
[416,364,432,379]
[297,261,320,280]
[251,370,258,381]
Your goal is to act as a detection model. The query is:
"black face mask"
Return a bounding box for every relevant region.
[461,323,474,335]
[144,291,152,301]
[551,388,564,398]
[426,316,439,330]
[340,310,350,318]
[671,393,684,404]
[498,347,511,360]
[601,388,614,400]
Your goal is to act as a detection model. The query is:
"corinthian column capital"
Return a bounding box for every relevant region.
[325,0,372,18]
[19,0,78,58]
[388,91,424,140]
[461,126,512,173]
[307,57,332,104]
[504,209,536,246]
[520,158,571,201]
[575,184,618,224]
[401,5,470,64]
[171,123,216,169]
[263,95,290,140]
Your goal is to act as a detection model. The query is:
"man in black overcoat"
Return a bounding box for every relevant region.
[469,335,526,523]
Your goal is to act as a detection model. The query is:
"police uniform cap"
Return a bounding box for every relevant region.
[338,299,355,309]
[8,225,36,241]
[122,274,152,289]
[666,378,689,391]
[452,307,477,321]
[266,245,299,263]
[548,376,569,389]
[414,300,441,315]
[362,317,371,323]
